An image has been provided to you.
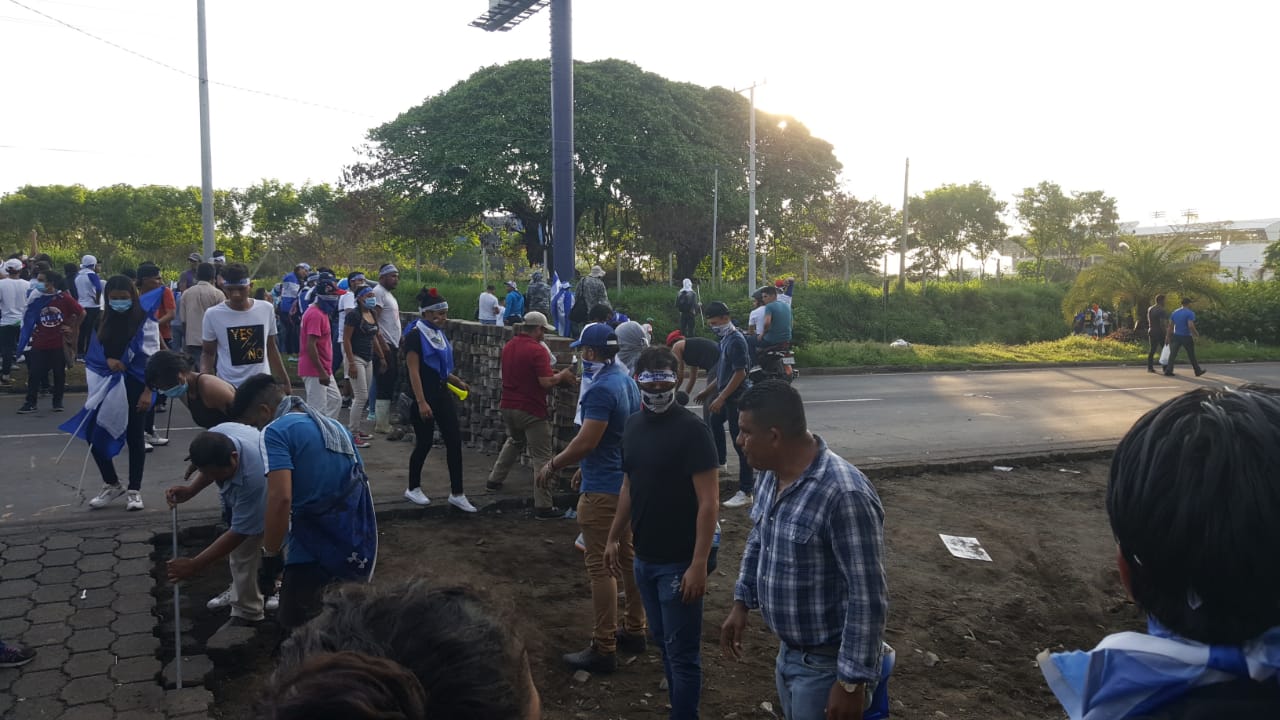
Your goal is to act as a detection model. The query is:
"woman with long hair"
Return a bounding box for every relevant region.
[87,275,160,511]
[401,288,475,512]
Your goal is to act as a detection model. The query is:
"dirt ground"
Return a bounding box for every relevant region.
[194,457,1141,719]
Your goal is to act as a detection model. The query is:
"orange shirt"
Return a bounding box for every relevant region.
[158,287,176,341]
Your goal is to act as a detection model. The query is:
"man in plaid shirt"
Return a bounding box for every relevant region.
[721,380,888,720]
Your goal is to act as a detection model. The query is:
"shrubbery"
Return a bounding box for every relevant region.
[1198,281,1280,345]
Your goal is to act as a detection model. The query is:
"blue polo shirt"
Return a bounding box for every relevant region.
[578,362,640,495]
[1170,307,1195,337]
[263,413,361,565]
[208,422,267,536]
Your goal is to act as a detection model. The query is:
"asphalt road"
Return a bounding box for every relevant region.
[2,362,1276,531]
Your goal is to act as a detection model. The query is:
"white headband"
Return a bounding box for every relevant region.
[420,301,448,312]
[636,370,678,384]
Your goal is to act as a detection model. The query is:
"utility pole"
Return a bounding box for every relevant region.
[747,84,758,295]
[711,168,719,290]
[897,157,910,291]
[196,0,215,260]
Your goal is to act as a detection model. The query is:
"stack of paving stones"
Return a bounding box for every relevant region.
[444,320,580,465]
[0,526,213,719]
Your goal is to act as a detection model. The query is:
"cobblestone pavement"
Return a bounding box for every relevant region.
[0,525,213,720]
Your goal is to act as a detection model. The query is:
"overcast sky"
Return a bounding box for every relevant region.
[2,0,1276,229]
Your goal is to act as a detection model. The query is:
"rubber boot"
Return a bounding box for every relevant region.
[374,399,392,434]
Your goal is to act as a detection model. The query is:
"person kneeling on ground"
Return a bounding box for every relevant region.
[262,580,542,720]
[166,426,270,630]
[1039,384,1280,719]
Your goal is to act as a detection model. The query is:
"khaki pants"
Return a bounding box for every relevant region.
[578,493,646,652]
[229,533,265,621]
[346,355,373,435]
[488,408,555,509]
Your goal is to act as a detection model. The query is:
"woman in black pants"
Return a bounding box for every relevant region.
[87,276,158,512]
[401,288,475,513]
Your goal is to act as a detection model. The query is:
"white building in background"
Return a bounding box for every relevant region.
[1121,218,1279,282]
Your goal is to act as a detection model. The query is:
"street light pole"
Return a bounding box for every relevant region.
[196,0,215,260]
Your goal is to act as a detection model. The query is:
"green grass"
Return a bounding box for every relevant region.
[795,336,1280,370]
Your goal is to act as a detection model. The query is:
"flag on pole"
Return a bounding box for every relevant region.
[16,291,58,357]
[59,288,163,459]
[550,272,573,337]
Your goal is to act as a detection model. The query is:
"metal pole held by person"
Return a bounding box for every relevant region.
[171,506,183,689]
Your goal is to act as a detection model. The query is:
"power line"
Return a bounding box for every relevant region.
[7,0,378,119]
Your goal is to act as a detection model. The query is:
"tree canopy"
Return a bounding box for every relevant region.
[907,181,1007,280]
[1013,182,1119,281]
[352,58,842,279]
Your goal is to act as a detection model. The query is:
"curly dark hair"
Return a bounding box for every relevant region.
[273,581,536,720]
[263,651,427,720]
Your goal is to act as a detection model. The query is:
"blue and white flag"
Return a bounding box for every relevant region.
[59,288,163,459]
[1038,620,1280,719]
[16,291,57,355]
[550,272,573,337]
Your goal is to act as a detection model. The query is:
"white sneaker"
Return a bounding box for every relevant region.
[126,490,144,511]
[145,442,154,453]
[88,484,125,509]
[144,433,169,447]
[448,494,478,513]
[723,491,753,508]
[265,594,280,611]
[404,488,431,506]
[206,588,233,610]
[574,533,586,552]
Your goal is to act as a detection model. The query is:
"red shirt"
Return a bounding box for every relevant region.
[157,287,176,341]
[31,292,85,351]
[499,333,555,418]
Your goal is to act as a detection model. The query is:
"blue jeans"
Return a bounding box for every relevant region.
[775,643,877,720]
[710,397,753,494]
[634,558,703,720]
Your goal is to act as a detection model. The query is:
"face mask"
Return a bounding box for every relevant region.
[317,295,338,309]
[363,297,377,309]
[160,383,188,399]
[641,388,676,414]
[109,299,133,313]
[711,321,735,338]
[581,360,604,379]
[29,281,45,294]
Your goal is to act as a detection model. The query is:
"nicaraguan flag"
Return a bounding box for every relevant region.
[60,288,164,459]
[16,291,57,354]
[550,272,573,338]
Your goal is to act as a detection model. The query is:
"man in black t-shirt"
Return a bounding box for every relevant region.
[605,345,720,718]
[1147,294,1168,374]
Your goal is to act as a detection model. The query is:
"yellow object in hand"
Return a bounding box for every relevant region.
[447,382,469,402]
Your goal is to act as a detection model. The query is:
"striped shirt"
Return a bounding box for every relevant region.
[733,435,888,683]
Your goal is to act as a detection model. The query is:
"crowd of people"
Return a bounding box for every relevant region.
[0,251,1270,719]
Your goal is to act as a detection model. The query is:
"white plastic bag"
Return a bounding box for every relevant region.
[1158,344,1171,366]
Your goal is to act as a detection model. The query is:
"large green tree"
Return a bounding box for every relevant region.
[1063,237,1220,329]
[908,182,1007,281]
[1014,182,1119,280]
[353,58,841,279]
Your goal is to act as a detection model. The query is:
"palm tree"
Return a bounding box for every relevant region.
[1062,238,1220,331]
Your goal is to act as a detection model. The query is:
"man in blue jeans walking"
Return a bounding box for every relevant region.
[606,345,720,719]
[721,380,888,720]
[697,301,754,508]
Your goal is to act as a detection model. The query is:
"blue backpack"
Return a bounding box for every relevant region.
[289,460,378,582]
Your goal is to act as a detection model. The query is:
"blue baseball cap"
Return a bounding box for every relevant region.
[570,323,619,349]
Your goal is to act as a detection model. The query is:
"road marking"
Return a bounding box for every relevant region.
[805,398,883,405]
[0,426,202,440]
[978,412,1013,419]
[1071,386,1174,393]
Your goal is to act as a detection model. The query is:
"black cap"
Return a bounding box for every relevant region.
[704,301,731,318]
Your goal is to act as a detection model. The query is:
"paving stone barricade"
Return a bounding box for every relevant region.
[440,319,580,466]
[0,526,213,720]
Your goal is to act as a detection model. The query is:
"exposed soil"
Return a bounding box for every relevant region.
[195,458,1141,719]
